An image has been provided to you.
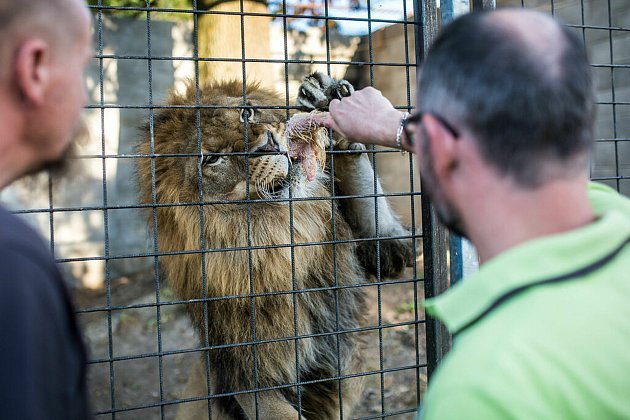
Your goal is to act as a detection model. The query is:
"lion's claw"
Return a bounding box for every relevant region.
[297,72,355,111]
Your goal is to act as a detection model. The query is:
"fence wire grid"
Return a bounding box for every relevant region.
[0,0,628,419]
[83,0,422,418]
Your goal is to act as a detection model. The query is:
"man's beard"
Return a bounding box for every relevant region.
[20,118,88,187]
[420,127,467,239]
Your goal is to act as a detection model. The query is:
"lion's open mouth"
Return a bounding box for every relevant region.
[268,176,288,194]
[285,112,327,182]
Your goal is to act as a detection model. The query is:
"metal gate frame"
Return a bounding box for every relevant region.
[418,0,495,380]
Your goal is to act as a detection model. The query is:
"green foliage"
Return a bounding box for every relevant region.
[87,0,194,20]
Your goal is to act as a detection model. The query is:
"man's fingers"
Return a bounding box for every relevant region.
[327,119,345,137]
[329,98,341,112]
[318,110,340,131]
[319,113,346,138]
[318,112,335,128]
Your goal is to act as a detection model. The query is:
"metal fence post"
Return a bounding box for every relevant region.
[421,200,451,378]
[414,0,452,379]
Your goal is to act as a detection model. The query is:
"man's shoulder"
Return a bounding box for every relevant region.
[0,205,61,300]
[423,333,562,420]
[0,205,49,258]
[589,182,630,216]
[422,347,537,419]
[423,283,630,419]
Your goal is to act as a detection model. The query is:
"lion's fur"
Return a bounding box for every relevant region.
[136,79,410,418]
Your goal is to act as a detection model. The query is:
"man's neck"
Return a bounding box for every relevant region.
[464,176,594,264]
[0,98,31,190]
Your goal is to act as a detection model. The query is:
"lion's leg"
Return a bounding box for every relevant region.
[176,351,302,420]
[332,151,414,277]
[297,334,365,419]
[175,356,236,420]
[236,391,303,420]
[232,344,304,420]
[297,374,364,420]
[213,305,306,419]
[340,358,366,419]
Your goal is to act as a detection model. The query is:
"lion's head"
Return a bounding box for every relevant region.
[137,80,326,211]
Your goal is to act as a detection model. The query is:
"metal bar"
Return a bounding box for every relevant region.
[321,0,344,416]
[237,1,261,416]
[280,0,304,416]
[414,0,451,379]
[92,55,419,66]
[77,276,421,313]
[143,5,166,418]
[85,319,427,367]
[91,362,427,416]
[190,1,215,416]
[441,0,454,23]
[52,232,417,265]
[441,0,463,287]
[94,2,117,417]
[364,0,388,412]
[606,0,620,193]
[401,0,424,410]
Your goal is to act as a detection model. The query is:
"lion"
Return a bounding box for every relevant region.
[135,72,413,419]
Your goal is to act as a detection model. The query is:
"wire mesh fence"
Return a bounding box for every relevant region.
[0,0,627,419]
[1,0,427,418]
[83,2,426,418]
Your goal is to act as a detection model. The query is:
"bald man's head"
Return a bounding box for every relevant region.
[0,0,91,188]
[419,9,595,187]
[0,0,89,81]
[490,9,567,79]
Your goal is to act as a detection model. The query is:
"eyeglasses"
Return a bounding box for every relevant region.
[402,111,460,146]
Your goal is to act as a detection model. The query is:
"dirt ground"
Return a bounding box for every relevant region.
[75,266,427,420]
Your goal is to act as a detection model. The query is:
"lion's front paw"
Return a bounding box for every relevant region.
[297,72,355,111]
[334,137,365,153]
[358,234,415,279]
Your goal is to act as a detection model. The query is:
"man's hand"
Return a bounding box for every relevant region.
[323,87,409,151]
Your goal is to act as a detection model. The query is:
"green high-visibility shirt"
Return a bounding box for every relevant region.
[420,182,630,419]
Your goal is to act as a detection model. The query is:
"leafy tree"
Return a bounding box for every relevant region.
[87,0,194,19]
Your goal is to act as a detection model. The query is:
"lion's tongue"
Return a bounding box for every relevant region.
[301,144,318,182]
[289,142,318,181]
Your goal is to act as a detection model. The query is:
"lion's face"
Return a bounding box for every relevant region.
[141,82,324,208]
[183,98,299,202]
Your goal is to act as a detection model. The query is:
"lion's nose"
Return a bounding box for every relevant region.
[255,131,281,154]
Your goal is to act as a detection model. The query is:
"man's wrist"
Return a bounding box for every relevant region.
[395,112,410,149]
[380,109,405,148]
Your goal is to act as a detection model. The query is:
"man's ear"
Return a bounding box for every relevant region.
[423,113,458,178]
[14,39,51,107]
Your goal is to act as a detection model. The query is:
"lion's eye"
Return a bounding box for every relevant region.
[203,154,224,166]
[239,108,255,124]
